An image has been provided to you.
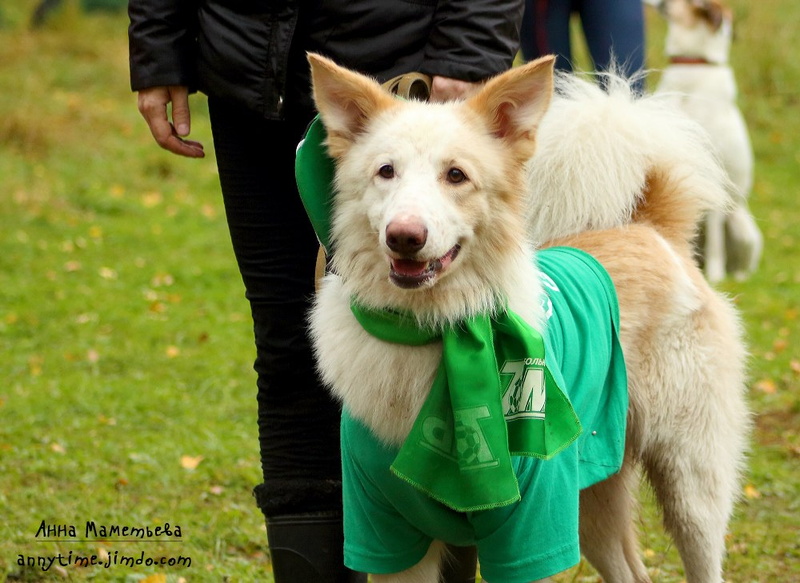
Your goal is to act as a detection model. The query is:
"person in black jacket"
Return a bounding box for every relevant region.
[128,2,524,581]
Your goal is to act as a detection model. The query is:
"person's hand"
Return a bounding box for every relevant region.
[429,76,478,102]
[137,85,205,158]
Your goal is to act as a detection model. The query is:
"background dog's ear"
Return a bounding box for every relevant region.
[466,56,555,151]
[307,53,397,158]
[692,0,728,31]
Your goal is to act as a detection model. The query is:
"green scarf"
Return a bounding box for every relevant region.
[296,117,335,253]
[351,302,582,512]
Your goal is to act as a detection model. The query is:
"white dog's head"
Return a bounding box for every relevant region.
[307,54,554,320]
[659,0,734,64]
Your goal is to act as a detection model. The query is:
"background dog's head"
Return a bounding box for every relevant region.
[660,0,732,32]
[658,0,735,63]
[307,53,554,317]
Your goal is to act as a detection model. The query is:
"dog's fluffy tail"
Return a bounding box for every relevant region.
[525,68,733,247]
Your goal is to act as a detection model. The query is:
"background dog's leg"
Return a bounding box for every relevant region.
[724,203,763,281]
[372,540,445,583]
[703,210,727,283]
[579,466,651,583]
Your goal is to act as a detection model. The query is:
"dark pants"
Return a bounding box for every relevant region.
[208,97,343,517]
[520,0,645,87]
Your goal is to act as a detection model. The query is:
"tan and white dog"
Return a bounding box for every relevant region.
[654,0,763,282]
[304,53,750,583]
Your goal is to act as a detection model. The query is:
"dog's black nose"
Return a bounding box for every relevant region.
[386,219,428,254]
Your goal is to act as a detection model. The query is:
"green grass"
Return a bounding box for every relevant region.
[1,2,267,581]
[1,1,798,581]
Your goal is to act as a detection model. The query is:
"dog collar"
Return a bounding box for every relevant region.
[351,301,582,512]
[668,56,718,65]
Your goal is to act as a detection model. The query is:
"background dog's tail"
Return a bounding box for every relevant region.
[526,67,733,247]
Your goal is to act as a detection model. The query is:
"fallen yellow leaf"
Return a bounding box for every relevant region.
[201,203,217,219]
[754,379,777,394]
[151,273,174,287]
[744,484,761,499]
[180,455,204,470]
[772,338,788,354]
[141,191,163,208]
[29,355,43,376]
[99,267,118,280]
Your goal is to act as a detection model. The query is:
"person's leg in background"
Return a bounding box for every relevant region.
[520,0,577,71]
[208,97,365,582]
[520,0,645,92]
[577,0,646,91]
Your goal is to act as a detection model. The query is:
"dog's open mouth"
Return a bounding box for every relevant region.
[389,245,461,289]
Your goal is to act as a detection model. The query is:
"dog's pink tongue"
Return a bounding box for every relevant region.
[392,259,429,276]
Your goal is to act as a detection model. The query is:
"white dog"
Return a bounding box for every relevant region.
[300,53,750,583]
[654,0,763,282]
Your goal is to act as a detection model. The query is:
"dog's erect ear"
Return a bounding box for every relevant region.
[307,53,397,158]
[466,56,555,150]
[692,0,729,31]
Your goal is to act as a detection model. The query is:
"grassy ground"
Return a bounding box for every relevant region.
[0,0,798,581]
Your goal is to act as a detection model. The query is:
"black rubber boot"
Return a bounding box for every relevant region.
[266,512,367,583]
[441,544,478,583]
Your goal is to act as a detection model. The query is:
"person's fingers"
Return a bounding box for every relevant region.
[169,85,191,137]
[429,76,477,103]
[137,87,172,145]
[137,87,205,158]
[162,127,206,158]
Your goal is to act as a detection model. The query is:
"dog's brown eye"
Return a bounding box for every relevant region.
[378,164,395,179]
[447,168,467,184]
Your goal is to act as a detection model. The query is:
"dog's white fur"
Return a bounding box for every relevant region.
[525,68,730,246]
[654,0,763,282]
[306,53,750,582]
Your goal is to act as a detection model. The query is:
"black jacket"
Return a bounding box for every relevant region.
[128,0,525,120]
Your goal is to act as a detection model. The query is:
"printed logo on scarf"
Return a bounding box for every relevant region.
[501,359,547,420]
[420,406,500,470]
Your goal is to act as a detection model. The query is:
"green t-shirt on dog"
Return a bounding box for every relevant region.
[340,247,627,583]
